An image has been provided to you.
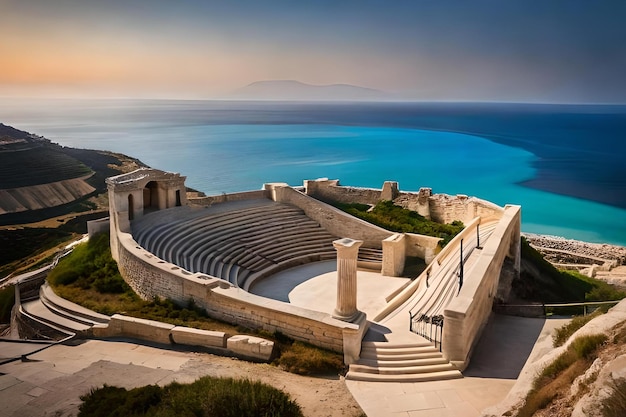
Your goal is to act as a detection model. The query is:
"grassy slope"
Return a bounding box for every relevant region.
[514,238,625,304]
[334,200,464,246]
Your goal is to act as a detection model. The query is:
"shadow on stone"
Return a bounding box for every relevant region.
[463,313,545,379]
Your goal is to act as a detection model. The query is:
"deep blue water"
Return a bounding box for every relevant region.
[1,99,625,246]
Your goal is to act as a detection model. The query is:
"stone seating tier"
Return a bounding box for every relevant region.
[132,200,343,287]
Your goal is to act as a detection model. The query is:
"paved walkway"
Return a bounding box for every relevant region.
[346,316,568,417]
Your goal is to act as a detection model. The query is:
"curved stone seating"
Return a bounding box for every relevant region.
[132,199,340,287]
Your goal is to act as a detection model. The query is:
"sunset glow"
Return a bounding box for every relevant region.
[1,0,625,102]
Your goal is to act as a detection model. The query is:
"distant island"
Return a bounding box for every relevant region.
[229,80,393,101]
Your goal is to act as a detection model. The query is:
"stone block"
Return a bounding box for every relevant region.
[91,323,110,338]
[171,326,227,348]
[227,335,274,361]
[109,314,174,345]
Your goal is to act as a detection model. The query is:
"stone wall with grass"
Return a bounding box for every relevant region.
[302,178,503,225]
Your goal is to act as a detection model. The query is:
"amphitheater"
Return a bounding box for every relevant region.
[93,168,521,382]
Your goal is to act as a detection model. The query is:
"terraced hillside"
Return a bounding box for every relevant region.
[0,145,92,189]
[0,123,145,224]
[0,122,145,276]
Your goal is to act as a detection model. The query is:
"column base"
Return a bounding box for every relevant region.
[333,309,363,323]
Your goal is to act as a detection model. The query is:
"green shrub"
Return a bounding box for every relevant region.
[570,333,607,359]
[536,333,607,386]
[521,333,608,417]
[335,200,464,246]
[520,238,626,303]
[276,341,345,375]
[79,377,303,417]
[0,285,15,323]
[553,310,603,347]
[48,233,130,294]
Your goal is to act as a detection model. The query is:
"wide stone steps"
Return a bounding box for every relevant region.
[346,341,462,383]
[39,282,110,325]
[345,369,463,383]
[21,299,90,334]
[20,283,111,337]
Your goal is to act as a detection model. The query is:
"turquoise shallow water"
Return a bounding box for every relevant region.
[2,100,625,246]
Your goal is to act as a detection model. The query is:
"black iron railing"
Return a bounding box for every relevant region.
[409,312,444,351]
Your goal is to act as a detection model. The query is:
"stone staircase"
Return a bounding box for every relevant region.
[345,340,462,382]
[19,282,110,337]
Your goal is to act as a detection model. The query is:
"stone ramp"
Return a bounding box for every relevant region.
[346,340,462,383]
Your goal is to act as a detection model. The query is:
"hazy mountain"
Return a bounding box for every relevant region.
[230,80,392,101]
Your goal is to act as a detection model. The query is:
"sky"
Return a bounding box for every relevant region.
[1,0,626,103]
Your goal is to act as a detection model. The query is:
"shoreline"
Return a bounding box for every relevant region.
[522,232,626,267]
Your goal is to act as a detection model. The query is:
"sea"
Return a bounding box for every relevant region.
[1,98,625,246]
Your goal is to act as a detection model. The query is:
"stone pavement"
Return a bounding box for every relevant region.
[0,315,567,417]
[345,315,569,416]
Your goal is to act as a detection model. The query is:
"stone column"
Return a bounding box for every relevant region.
[333,238,363,322]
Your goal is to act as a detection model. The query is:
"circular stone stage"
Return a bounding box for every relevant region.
[249,260,411,318]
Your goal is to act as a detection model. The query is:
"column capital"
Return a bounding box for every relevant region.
[333,238,363,254]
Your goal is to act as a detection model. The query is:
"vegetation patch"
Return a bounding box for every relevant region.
[78,376,303,417]
[335,200,464,246]
[273,338,345,375]
[553,310,603,347]
[0,145,92,189]
[518,238,626,305]
[516,333,607,417]
[0,228,75,277]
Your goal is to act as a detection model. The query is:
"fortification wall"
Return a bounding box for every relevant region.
[188,190,268,207]
[427,194,503,224]
[302,178,503,225]
[113,230,361,355]
[442,205,521,370]
[305,179,383,205]
[271,184,393,248]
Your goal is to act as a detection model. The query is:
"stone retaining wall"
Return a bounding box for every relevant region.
[305,179,384,205]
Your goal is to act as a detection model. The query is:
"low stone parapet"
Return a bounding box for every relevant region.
[91,314,276,362]
[227,335,275,361]
[99,314,174,344]
[170,326,227,348]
